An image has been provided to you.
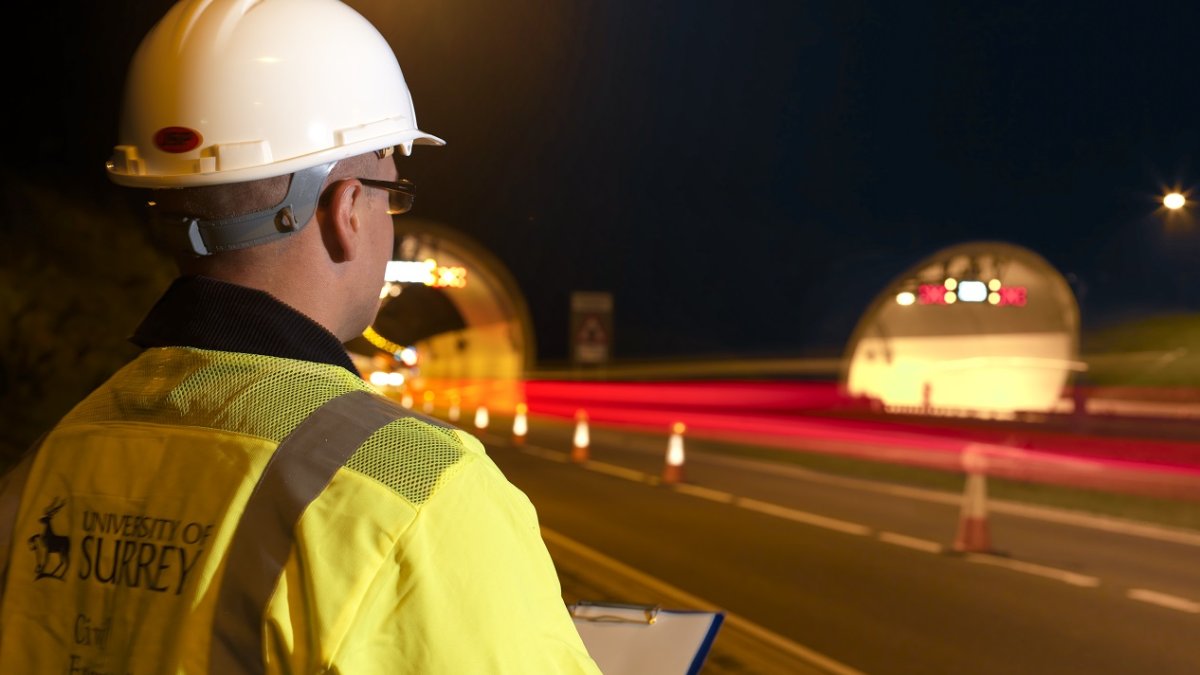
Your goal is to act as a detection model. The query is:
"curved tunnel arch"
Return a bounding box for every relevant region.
[841,240,1082,418]
[352,218,536,414]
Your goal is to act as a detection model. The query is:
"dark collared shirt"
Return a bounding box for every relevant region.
[131,275,361,376]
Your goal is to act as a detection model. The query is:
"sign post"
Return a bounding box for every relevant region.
[570,291,613,366]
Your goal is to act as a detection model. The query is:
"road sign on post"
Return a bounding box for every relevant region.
[570,291,613,365]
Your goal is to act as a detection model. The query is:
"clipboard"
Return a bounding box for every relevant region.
[569,601,724,675]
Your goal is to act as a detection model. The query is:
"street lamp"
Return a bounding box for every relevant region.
[1157,189,1193,234]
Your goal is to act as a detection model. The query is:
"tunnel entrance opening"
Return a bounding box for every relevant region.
[348,219,536,415]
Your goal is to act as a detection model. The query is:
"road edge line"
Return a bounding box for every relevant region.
[541,526,867,675]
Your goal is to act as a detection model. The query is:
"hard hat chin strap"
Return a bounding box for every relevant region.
[153,162,337,257]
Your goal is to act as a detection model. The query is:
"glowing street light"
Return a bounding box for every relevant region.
[1159,190,1194,233]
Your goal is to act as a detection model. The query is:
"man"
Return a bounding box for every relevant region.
[0,1,601,672]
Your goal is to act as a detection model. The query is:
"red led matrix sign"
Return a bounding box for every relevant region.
[917,283,1027,306]
[996,286,1026,306]
[919,284,948,304]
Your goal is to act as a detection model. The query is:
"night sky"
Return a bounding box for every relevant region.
[8,1,1199,363]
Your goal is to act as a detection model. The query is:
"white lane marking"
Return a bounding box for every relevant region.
[985,502,1200,547]
[497,425,1200,548]
[514,434,1188,602]
[965,554,1100,587]
[878,531,944,553]
[584,460,650,483]
[1126,589,1200,614]
[736,498,872,536]
[693,451,1200,546]
[521,446,570,462]
[541,527,868,675]
[672,483,736,503]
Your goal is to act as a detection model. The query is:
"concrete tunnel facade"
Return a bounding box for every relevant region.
[842,241,1082,418]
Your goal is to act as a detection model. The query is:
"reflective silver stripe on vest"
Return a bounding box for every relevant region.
[209,390,426,674]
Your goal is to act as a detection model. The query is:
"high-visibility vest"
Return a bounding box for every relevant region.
[0,347,600,674]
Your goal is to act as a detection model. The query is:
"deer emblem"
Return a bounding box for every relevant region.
[28,497,70,581]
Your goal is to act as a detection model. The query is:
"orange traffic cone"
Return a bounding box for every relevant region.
[662,422,687,484]
[571,410,590,463]
[513,403,528,445]
[474,405,490,430]
[954,447,992,553]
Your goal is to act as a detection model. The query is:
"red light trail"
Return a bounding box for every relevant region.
[522,380,1200,501]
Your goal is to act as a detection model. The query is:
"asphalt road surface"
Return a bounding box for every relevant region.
[470,417,1200,675]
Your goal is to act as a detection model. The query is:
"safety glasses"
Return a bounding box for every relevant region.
[358,178,415,215]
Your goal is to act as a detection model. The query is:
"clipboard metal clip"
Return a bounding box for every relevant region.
[569,601,662,625]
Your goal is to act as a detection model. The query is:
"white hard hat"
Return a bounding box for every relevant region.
[107,0,444,188]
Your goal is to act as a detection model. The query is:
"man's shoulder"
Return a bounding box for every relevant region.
[58,347,368,441]
[342,399,481,506]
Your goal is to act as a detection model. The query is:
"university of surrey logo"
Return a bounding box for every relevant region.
[28,497,70,581]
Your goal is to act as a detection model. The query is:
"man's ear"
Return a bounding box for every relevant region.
[321,179,364,263]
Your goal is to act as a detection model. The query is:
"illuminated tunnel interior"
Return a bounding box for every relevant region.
[347,219,535,413]
[370,284,466,347]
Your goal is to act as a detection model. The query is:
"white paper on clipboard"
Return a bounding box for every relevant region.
[569,601,724,675]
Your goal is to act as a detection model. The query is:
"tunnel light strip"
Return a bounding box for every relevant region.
[386,259,435,283]
[385,259,468,287]
[362,325,403,355]
[911,282,1028,306]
